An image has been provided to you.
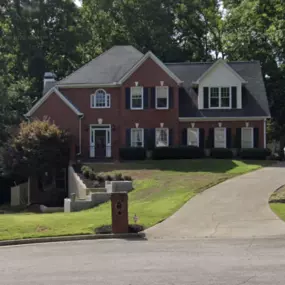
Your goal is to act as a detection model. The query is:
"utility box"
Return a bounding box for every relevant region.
[111,192,128,234]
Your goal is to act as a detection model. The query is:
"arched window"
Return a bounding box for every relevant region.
[90,89,111,108]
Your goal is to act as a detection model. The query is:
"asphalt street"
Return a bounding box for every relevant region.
[1,237,285,285]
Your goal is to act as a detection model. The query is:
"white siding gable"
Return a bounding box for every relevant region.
[198,61,243,109]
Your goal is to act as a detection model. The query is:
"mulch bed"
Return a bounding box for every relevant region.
[95,224,144,234]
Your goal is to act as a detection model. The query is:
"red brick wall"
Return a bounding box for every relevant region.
[179,120,265,148]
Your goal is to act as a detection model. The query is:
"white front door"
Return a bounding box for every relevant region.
[89,126,112,158]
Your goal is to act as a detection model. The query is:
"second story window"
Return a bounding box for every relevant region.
[91,89,110,108]
[131,87,143,110]
[209,87,231,108]
[156,86,169,109]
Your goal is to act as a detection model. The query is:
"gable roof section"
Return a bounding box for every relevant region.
[193,59,247,84]
[57,46,144,86]
[166,61,270,118]
[118,51,183,85]
[25,87,83,117]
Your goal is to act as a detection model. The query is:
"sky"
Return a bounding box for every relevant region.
[74,0,82,7]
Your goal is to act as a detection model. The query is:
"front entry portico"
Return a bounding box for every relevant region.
[89,125,111,158]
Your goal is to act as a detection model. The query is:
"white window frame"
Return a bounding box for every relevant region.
[155,128,169,147]
[130,128,144,147]
[130,86,144,110]
[155,86,169,110]
[214,127,227,148]
[187,128,200,146]
[90,89,111,108]
[241,127,254,149]
[209,87,232,109]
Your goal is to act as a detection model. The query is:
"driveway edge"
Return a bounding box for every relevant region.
[0,232,146,247]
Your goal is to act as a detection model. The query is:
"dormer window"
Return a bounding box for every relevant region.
[209,87,231,108]
[91,89,110,108]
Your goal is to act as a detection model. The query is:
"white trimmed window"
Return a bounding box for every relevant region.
[241,127,253,148]
[187,128,199,146]
[156,86,169,109]
[131,128,144,147]
[209,87,231,108]
[156,128,169,147]
[91,89,110,108]
[131,86,143,109]
[214,128,227,148]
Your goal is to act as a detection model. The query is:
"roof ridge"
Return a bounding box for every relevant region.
[165,60,260,65]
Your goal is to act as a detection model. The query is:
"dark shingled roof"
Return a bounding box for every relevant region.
[166,61,270,118]
[57,46,144,85]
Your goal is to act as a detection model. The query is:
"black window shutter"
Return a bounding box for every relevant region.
[204,87,209,109]
[235,128,242,148]
[232,87,237,109]
[151,87,156,108]
[147,128,155,150]
[199,128,205,148]
[207,128,214,148]
[144,129,148,148]
[254,128,259,148]
[226,128,232,148]
[143,87,149,109]
[169,129,173,146]
[181,128,187,145]
[126,129,131,146]
[125,88,130,109]
[169,87,174,108]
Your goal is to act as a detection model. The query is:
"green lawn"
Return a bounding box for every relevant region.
[0,159,273,241]
[270,185,285,221]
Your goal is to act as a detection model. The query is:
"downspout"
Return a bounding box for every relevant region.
[264,118,267,148]
[77,114,84,155]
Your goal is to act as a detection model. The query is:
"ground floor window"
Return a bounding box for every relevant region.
[131,128,144,147]
[156,128,169,147]
[241,127,253,148]
[214,127,226,148]
[187,128,199,146]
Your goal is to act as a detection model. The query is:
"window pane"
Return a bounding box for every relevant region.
[188,128,199,146]
[131,129,143,147]
[214,128,226,148]
[95,90,106,107]
[221,87,230,107]
[156,128,168,147]
[210,88,219,107]
[131,87,143,109]
[156,87,168,108]
[242,128,253,148]
[132,95,142,108]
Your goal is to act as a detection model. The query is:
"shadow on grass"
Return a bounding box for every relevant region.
[87,159,270,174]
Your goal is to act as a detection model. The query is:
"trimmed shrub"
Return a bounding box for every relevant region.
[123,175,133,181]
[105,175,113,181]
[119,147,146,160]
[152,146,205,160]
[97,175,105,183]
[239,148,271,160]
[114,173,123,181]
[211,148,233,159]
[89,172,97,181]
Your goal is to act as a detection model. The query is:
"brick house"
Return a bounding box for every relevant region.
[25,46,270,161]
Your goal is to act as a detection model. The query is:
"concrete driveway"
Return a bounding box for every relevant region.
[146,162,285,239]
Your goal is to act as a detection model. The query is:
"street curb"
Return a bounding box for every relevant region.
[0,232,146,247]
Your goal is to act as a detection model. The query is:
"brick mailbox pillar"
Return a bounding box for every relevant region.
[111,192,129,234]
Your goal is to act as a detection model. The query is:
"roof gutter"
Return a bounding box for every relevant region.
[57,83,120,89]
[179,116,271,122]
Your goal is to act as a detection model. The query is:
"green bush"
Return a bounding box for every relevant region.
[123,175,133,181]
[152,146,205,160]
[211,148,233,159]
[89,171,97,181]
[119,147,146,160]
[239,148,271,160]
[114,173,123,181]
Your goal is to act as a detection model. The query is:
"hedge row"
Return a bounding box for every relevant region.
[119,147,271,160]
